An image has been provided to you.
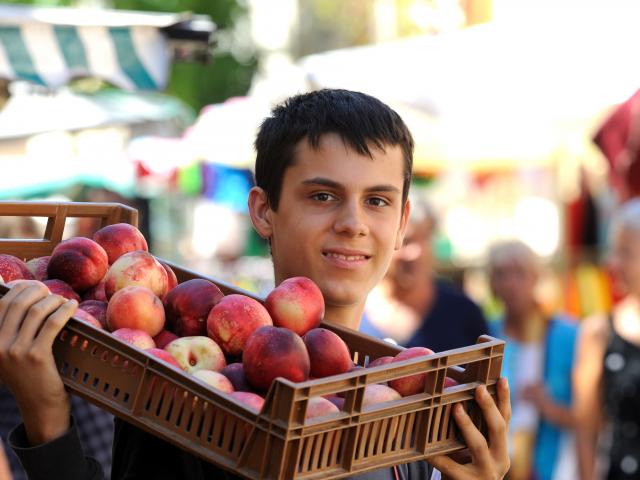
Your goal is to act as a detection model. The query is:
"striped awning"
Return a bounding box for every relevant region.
[0,6,204,91]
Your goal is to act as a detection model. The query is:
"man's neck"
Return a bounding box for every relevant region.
[504,302,545,342]
[323,302,366,331]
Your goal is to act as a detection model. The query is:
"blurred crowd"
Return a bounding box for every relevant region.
[361,195,640,480]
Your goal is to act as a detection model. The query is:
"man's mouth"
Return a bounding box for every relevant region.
[323,252,369,261]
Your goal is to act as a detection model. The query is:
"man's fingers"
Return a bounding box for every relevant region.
[0,284,50,337]
[496,377,512,426]
[474,384,510,469]
[33,299,77,349]
[428,453,468,480]
[0,281,32,328]
[452,402,492,467]
[14,295,67,348]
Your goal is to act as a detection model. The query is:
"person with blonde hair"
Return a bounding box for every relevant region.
[487,240,578,480]
[574,198,640,480]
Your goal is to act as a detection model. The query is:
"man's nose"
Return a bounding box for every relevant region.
[333,200,369,237]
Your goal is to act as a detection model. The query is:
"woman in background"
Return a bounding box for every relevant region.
[488,240,578,480]
[574,198,640,480]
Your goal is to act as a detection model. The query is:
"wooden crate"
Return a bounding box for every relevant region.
[0,201,504,479]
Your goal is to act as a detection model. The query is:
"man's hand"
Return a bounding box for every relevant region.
[428,377,511,480]
[0,281,77,445]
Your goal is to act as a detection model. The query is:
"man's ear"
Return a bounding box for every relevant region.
[248,186,274,240]
[394,199,411,250]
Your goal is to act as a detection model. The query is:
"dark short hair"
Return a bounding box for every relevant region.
[254,89,414,210]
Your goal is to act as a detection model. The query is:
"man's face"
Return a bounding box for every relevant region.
[489,257,537,314]
[388,219,434,284]
[259,133,409,309]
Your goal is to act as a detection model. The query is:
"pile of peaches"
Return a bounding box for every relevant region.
[0,224,453,419]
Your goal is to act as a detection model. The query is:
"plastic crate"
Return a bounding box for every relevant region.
[0,201,504,479]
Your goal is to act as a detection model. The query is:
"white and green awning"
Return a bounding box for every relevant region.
[0,5,209,91]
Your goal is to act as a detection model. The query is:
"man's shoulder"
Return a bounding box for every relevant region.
[434,279,483,316]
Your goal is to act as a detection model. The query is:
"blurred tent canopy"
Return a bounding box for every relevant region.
[299,15,640,174]
[0,4,211,199]
[0,88,195,199]
[0,4,215,91]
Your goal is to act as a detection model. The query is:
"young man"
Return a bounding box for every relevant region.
[0,89,510,479]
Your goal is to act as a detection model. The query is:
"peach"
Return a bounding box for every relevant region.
[221,363,252,392]
[43,279,80,302]
[145,347,182,370]
[26,256,50,281]
[93,223,148,265]
[368,356,394,368]
[192,370,235,394]
[445,377,459,388]
[388,347,434,397]
[363,384,401,406]
[47,238,108,292]
[324,395,345,411]
[165,336,226,374]
[0,254,34,282]
[160,261,178,294]
[73,309,103,329]
[229,391,264,413]
[82,280,107,302]
[243,326,310,391]
[106,285,165,336]
[265,276,324,336]
[207,294,272,356]
[303,328,352,378]
[164,279,224,337]
[104,251,168,300]
[78,300,108,329]
[153,330,179,349]
[112,327,156,349]
[306,396,339,419]
[6,279,44,288]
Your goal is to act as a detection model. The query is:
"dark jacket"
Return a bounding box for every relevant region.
[10,417,434,480]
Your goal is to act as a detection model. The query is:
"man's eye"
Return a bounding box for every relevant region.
[312,192,334,202]
[368,197,389,207]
